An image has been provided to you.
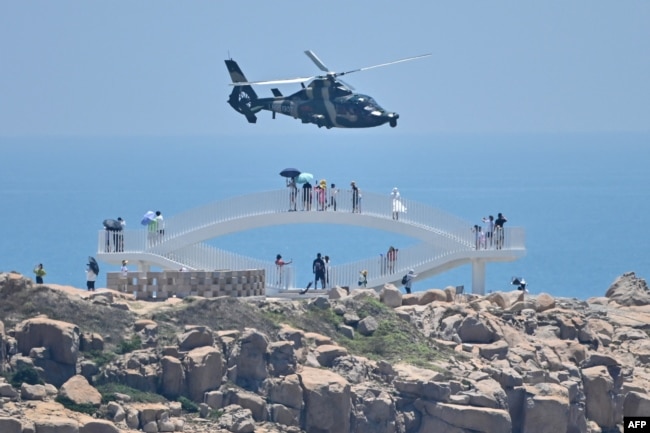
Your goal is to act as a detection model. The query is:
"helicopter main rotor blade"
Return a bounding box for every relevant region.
[230,76,315,86]
[336,53,432,77]
[304,50,330,73]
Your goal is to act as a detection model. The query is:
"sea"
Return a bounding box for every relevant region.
[1,132,648,300]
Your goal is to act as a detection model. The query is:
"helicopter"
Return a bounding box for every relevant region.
[225,50,430,129]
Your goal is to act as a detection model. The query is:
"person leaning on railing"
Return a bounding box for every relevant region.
[494,212,507,249]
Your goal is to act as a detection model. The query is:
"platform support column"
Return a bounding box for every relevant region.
[471,260,486,295]
[138,261,150,273]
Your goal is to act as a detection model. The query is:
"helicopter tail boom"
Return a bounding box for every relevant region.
[225,59,259,123]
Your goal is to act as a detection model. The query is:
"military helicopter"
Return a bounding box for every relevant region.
[225,51,430,129]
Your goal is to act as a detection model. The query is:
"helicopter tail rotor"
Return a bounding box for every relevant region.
[225,59,259,123]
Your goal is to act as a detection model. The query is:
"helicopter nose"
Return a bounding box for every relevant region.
[385,112,399,127]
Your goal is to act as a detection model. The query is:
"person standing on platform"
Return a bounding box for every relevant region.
[33,263,46,284]
[275,254,292,287]
[312,253,326,289]
[351,181,360,213]
[495,212,507,249]
[86,264,97,291]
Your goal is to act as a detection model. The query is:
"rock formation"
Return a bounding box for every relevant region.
[1,270,649,432]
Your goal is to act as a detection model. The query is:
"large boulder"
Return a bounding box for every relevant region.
[267,341,297,377]
[160,355,185,399]
[521,383,570,433]
[351,387,396,433]
[379,285,402,308]
[0,417,22,433]
[266,374,303,410]
[15,318,80,365]
[79,419,121,433]
[177,326,214,352]
[605,272,650,306]
[300,366,351,433]
[457,315,497,344]
[582,365,619,429]
[0,321,6,373]
[229,329,269,389]
[183,346,223,402]
[59,375,102,406]
[415,400,511,433]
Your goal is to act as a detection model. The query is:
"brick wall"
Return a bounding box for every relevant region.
[106,270,265,300]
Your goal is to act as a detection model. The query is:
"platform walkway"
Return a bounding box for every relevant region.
[96,189,525,295]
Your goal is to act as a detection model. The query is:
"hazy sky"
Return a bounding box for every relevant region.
[1,1,648,136]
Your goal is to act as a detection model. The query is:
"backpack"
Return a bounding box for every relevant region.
[401,274,408,285]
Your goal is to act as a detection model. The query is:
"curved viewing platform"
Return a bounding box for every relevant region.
[96,188,526,295]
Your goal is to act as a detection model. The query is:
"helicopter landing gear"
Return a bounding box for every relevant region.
[389,119,397,128]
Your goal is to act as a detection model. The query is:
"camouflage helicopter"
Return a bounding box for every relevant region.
[225,51,430,129]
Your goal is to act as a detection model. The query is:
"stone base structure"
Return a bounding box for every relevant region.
[106,270,265,300]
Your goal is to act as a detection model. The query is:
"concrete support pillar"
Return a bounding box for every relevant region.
[471,260,486,295]
[138,261,150,273]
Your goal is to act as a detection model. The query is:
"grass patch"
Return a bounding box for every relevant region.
[97,383,168,404]
[117,334,142,354]
[84,350,117,368]
[55,395,97,415]
[339,319,442,367]
[178,396,199,413]
[8,364,43,387]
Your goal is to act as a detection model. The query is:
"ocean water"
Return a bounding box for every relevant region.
[1,133,648,299]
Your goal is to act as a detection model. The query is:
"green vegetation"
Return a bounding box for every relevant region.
[207,408,224,419]
[117,334,142,354]
[8,364,43,387]
[178,396,199,413]
[339,319,442,367]
[97,383,167,404]
[263,295,454,369]
[55,395,97,415]
[84,350,117,368]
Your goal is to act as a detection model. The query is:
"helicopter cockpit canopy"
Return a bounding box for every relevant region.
[351,94,385,113]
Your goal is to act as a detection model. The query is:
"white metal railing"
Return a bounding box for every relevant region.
[97,189,525,290]
[101,189,492,252]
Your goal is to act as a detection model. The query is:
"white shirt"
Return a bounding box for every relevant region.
[86,269,97,282]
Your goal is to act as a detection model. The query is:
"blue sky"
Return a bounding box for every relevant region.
[1,1,648,136]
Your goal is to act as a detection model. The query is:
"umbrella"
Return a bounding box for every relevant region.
[88,256,99,275]
[103,218,123,231]
[296,172,314,184]
[141,211,156,226]
[280,168,301,178]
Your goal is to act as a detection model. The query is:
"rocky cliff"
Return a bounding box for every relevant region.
[1,271,650,433]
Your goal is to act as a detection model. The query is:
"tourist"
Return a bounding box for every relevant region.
[155,211,165,238]
[358,270,368,287]
[495,212,507,249]
[275,254,292,286]
[387,246,398,273]
[287,177,297,211]
[114,217,126,252]
[312,253,326,289]
[120,260,128,291]
[86,264,97,291]
[33,263,46,284]
[482,215,494,248]
[324,255,331,288]
[317,180,327,211]
[302,181,312,211]
[403,269,417,294]
[351,181,360,213]
[391,187,405,220]
[329,183,338,211]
